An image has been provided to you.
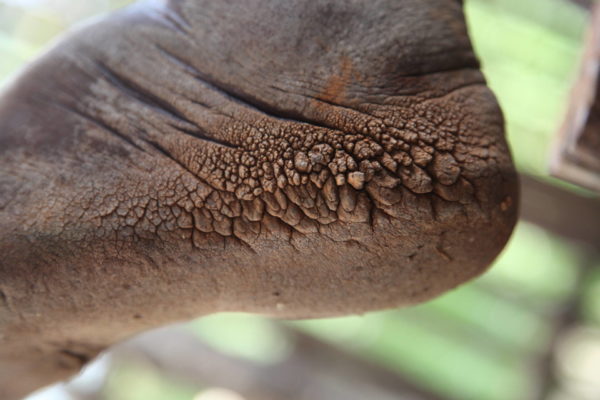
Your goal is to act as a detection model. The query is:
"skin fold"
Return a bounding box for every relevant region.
[0,0,518,398]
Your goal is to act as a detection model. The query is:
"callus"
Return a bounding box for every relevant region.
[0,0,518,398]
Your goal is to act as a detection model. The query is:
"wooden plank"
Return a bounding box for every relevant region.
[551,2,600,192]
[519,174,600,249]
[569,0,593,9]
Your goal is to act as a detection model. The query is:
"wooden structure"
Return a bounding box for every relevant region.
[551,1,600,192]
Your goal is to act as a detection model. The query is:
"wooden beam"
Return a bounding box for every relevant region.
[551,1,600,192]
[519,174,600,249]
[568,0,593,9]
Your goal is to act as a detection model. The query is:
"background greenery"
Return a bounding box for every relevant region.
[1,1,598,399]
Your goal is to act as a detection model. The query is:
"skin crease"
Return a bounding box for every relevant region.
[0,0,518,398]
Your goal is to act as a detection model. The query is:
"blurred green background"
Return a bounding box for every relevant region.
[1,1,599,400]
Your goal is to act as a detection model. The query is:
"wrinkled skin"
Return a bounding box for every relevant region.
[0,0,518,398]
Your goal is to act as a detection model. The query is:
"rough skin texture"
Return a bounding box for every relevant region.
[0,0,518,398]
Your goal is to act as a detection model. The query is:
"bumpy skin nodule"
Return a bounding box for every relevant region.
[0,0,518,397]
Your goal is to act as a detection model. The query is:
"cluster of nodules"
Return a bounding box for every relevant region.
[237,118,466,199]
[159,120,479,243]
[85,100,491,248]
[93,133,477,247]
[202,115,462,199]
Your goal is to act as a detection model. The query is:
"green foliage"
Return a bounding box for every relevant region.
[189,313,292,364]
[582,267,600,325]
[103,364,198,400]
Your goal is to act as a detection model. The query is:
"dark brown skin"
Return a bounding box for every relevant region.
[0,0,518,398]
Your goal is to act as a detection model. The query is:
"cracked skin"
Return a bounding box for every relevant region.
[0,0,518,398]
